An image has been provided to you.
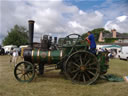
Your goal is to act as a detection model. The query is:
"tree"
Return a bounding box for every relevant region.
[2,25,28,46]
[82,28,110,42]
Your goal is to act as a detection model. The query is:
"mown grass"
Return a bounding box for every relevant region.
[0,56,128,96]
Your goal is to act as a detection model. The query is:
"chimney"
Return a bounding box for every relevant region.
[111,29,116,38]
[98,31,104,42]
[54,37,57,44]
[28,20,35,48]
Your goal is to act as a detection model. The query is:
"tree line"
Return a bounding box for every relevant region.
[2,25,28,46]
[3,24,128,46]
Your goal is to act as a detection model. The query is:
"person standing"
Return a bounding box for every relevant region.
[0,48,5,55]
[12,49,19,66]
[86,31,96,55]
[9,48,14,62]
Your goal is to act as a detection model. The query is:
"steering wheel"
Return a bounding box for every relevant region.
[61,33,83,47]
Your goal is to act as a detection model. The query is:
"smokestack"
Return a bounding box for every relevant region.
[54,37,57,44]
[111,29,116,38]
[28,20,35,48]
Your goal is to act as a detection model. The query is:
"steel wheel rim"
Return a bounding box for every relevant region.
[64,51,100,85]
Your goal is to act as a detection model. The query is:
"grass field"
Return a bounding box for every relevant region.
[0,55,128,96]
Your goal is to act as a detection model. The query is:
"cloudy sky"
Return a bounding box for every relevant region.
[0,0,128,44]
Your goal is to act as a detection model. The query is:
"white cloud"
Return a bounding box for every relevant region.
[116,15,127,22]
[95,11,103,17]
[79,10,86,15]
[0,0,104,43]
[68,21,84,29]
[104,15,128,33]
[1,0,127,45]
[94,0,128,33]
[96,0,128,24]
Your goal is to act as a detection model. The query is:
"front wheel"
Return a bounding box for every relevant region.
[64,51,100,85]
[14,61,35,82]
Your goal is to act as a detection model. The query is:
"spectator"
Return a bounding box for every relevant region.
[9,48,14,62]
[0,48,5,55]
[10,48,19,66]
[98,48,105,52]
[12,49,19,66]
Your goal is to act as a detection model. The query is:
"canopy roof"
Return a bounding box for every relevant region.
[102,45,121,48]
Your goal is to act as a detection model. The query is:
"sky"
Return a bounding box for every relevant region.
[0,0,128,44]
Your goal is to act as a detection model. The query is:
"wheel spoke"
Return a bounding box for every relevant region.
[71,68,80,73]
[82,73,86,83]
[17,68,22,71]
[20,74,24,79]
[23,63,25,69]
[19,64,24,70]
[28,72,32,76]
[72,62,80,68]
[86,68,97,70]
[78,72,82,81]
[84,59,91,66]
[16,72,22,75]
[72,72,79,80]
[80,55,83,66]
[24,75,26,80]
[84,72,91,80]
[26,74,30,79]
[87,70,95,76]
[83,54,87,60]
[87,62,97,66]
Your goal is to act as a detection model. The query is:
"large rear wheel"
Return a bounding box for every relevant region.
[64,51,100,85]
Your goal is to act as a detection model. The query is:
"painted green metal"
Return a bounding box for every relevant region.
[97,52,109,74]
[31,44,88,64]
[32,49,63,64]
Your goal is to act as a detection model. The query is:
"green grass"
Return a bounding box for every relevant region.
[0,56,128,96]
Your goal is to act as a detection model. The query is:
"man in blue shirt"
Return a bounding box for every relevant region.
[86,31,96,55]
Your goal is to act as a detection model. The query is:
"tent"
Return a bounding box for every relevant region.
[102,45,121,49]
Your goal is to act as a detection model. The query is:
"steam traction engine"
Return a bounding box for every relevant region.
[14,20,109,85]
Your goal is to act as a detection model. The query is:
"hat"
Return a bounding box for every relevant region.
[88,31,91,33]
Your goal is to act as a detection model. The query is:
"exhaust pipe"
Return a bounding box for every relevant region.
[28,20,35,48]
[54,37,57,44]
